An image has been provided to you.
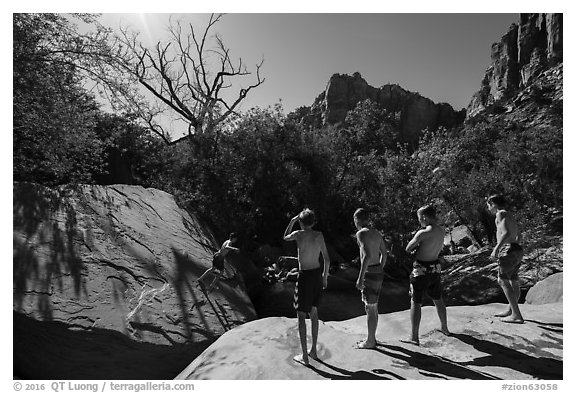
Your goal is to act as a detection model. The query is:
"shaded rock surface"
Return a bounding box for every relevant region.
[13,182,256,379]
[441,243,563,306]
[526,272,563,305]
[176,302,562,380]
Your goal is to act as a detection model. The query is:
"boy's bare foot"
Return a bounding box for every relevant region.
[357,340,376,349]
[436,328,452,336]
[501,316,524,324]
[494,309,512,317]
[293,354,310,366]
[400,338,420,346]
[308,350,319,360]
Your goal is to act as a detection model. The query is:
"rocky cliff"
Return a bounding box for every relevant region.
[467,13,562,118]
[13,182,256,379]
[304,72,465,145]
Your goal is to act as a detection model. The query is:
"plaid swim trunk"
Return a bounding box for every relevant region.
[361,264,384,304]
[498,243,523,280]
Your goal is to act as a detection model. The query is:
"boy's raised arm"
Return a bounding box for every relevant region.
[283,215,300,241]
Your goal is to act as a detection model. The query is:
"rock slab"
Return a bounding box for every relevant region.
[176,303,562,380]
[13,182,256,379]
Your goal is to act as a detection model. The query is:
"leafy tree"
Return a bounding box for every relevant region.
[13,13,108,185]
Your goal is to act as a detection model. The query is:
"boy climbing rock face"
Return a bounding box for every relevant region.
[197,233,239,293]
[283,208,330,366]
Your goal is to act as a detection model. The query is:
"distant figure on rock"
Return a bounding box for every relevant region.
[486,194,525,324]
[283,208,330,366]
[401,205,450,346]
[353,208,388,349]
[198,233,239,293]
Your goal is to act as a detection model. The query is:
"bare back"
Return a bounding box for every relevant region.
[293,230,326,270]
[356,228,388,267]
[495,210,521,244]
[407,224,445,262]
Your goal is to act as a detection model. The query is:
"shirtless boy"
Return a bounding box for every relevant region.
[487,194,524,324]
[198,232,239,293]
[354,208,388,349]
[402,205,449,345]
[284,209,330,366]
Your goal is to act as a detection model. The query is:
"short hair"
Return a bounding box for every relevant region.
[353,208,370,223]
[417,204,437,219]
[229,232,238,240]
[298,208,316,227]
[487,194,507,208]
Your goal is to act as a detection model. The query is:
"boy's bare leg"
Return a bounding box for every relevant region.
[358,303,378,349]
[432,297,450,335]
[309,307,319,359]
[207,274,221,293]
[198,268,213,284]
[400,301,421,345]
[294,311,310,365]
[498,278,524,323]
[495,279,521,317]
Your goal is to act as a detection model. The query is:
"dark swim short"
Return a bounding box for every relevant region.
[361,265,384,305]
[409,260,443,304]
[212,253,225,271]
[498,243,523,280]
[294,267,323,313]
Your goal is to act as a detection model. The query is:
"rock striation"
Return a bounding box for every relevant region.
[13,182,256,379]
[467,13,562,118]
[305,72,465,145]
[175,302,562,380]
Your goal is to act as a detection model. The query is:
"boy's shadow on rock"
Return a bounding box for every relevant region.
[307,358,404,380]
[375,343,498,380]
[451,333,563,380]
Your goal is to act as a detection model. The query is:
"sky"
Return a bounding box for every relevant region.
[96,13,519,116]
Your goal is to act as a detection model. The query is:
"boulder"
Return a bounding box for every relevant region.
[13,182,256,379]
[175,302,562,380]
[525,272,563,305]
[444,225,474,248]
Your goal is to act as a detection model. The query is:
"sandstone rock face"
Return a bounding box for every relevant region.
[525,272,563,305]
[175,303,562,380]
[307,73,464,145]
[13,182,256,379]
[467,13,562,118]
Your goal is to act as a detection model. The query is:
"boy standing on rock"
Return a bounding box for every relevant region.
[353,208,388,349]
[401,205,450,346]
[283,209,330,366]
[486,194,525,324]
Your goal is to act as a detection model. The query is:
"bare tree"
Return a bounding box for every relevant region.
[109,14,265,145]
